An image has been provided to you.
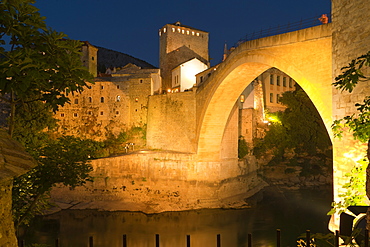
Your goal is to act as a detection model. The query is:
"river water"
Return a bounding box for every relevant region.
[22,186,332,247]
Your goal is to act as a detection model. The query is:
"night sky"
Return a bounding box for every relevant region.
[34,0,331,67]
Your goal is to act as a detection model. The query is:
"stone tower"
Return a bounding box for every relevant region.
[81,41,98,78]
[159,22,209,91]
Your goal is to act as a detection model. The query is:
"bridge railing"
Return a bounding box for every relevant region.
[232,13,331,48]
[18,229,347,247]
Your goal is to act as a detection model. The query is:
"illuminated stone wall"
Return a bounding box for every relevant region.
[50,151,266,213]
[56,67,157,141]
[331,0,370,206]
[146,91,197,153]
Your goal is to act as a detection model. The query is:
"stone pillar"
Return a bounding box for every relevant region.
[331,0,370,230]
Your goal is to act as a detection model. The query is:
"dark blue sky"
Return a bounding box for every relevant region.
[34,0,331,67]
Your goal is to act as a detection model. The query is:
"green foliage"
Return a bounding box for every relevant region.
[253,86,331,161]
[328,158,367,215]
[332,96,370,143]
[238,136,249,159]
[331,51,370,213]
[12,136,98,228]
[0,0,95,229]
[333,51,370,93]
[0,0,93,136]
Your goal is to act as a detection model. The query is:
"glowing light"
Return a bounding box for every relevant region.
[167,89,171,93]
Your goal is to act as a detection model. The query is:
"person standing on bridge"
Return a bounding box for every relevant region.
[319,14,329,24]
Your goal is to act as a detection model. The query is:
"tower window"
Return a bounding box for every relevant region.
[74,99,78,104]
[73,113,78,117]
[100,111,104,115]
[92,56,94,61]
[60,113,65,117]
[163,28,166,33]
[101,85,104,89]
[172,28,175,32]
[140,79,143,83]
[116,95,121,102]
[101,97,104,103]
[117,85,120,89]
[116,111,119,115]
[88,97,92,103]
[88,111,92,115]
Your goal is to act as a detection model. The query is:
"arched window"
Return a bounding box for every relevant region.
[116,95,121,102]
[88,97,92,103]
[101,97,104,103]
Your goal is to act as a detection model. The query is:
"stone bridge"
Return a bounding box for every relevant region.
[146,0,370,224]
[53,0,370,230]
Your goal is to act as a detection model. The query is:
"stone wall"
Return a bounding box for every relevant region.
[331,0,370,201]
[56,74,152,141]
[0,178,17,247]
[146,91,197,153]
[50,151,266,214]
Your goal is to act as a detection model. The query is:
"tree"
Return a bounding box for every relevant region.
[0,0,93,137]
[254,85,331,161]
[0,0,96,229]
[12,136,101,228]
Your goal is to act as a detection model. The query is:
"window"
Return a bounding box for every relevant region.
[276,94,280,103]
[277,76,280,86]
[283,77,287,87]
[100,111,104,115]
[116,95,121,102]
[270,75,274,85]
[135,97,139,102]
[116,111,119,115]
[74,99,78,104]
[289,78,293,88]
[88,97,92,103]
[140,79,143,83]
[101,85,104,89]
[88,111,92,115]
[73,113,78,117]
[101,97,104,103]
[91,56,94,61]
[163,28,166,33]
[200,76,203,83]
[270,93,273,103]
[60,113,65,117]
[117,85,120,89]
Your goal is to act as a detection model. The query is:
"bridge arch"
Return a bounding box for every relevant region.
[196,25,333,161]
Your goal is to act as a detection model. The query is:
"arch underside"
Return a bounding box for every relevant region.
[196,35,333,162]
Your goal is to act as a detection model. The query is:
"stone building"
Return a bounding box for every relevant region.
[55,63,160,141]
[159,22,210,91]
